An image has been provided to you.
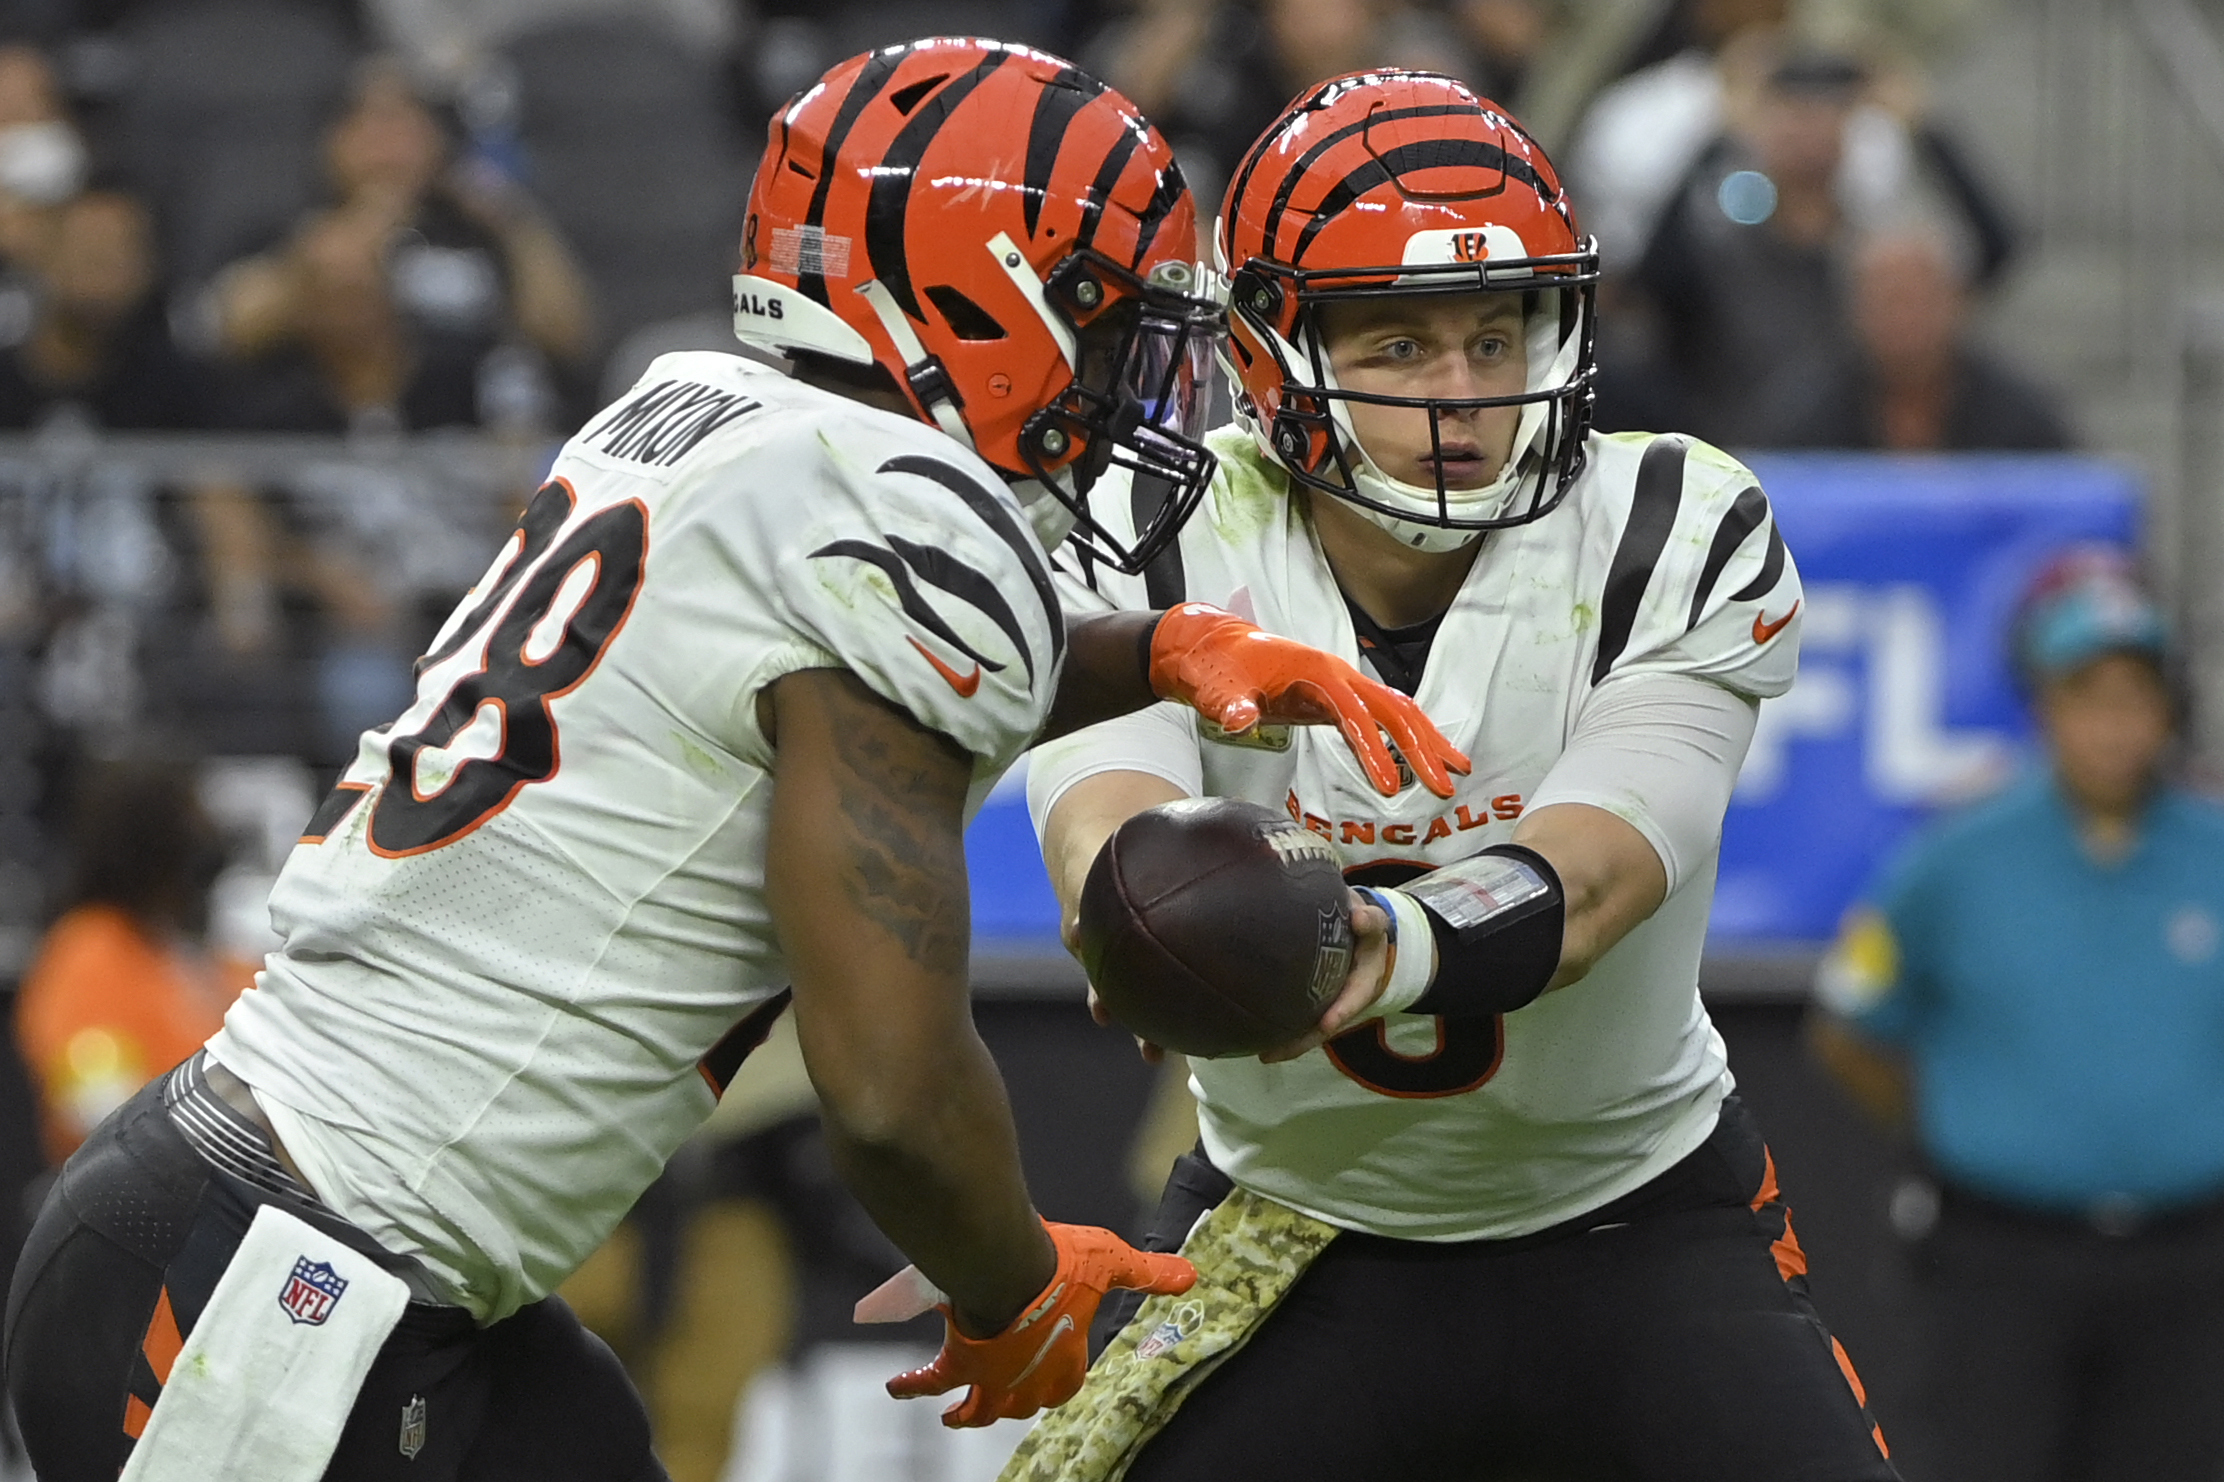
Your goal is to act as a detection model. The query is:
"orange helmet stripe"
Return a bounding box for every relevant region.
[1290,137,1550,262]
[864,51,1015,320]
[1243,102,1469,259]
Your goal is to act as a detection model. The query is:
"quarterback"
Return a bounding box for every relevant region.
[2,42,1465,1482]
[1011,72,1897,1482]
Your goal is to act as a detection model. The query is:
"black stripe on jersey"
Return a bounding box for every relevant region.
[885,533,1036,686]
[879,454,1066,669]
[1729,521,1788,604]
[1292,138,1546,262]
[1077,125,1145,252]
[300,781,371,844]
[798,48,908,307]
[866,51,1010,321]
[811,539,1008,675]
[1129,471,1188,608]
[419,480,575,676]
[1256,104,1470,260]
[1688,485,1769,631]
[1023,67,1108,238]
[1590,435,1688,686]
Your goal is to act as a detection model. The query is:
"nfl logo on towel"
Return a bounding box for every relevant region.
[279,1256,349,1325]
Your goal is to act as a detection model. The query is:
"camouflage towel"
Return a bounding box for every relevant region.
[998,1188,1340,1482]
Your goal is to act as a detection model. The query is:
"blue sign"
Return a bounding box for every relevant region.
[1716,454,2139,942]
[966,454,2142,951]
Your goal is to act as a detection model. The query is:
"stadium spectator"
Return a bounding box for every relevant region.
[1603,45,1872,444]
[0,189,214,430]
[0,42,84,355]
[1090,0,1477,226]
[0,43,83,268]
[13,756,252,1165]
[1811,551,2224,1482]
[1566,0,1791,267]
[208,57,593,436]
[1764,222,2072,450]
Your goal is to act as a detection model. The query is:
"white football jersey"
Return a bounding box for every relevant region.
[1039,425,1802,1240]
[213,352,1065,1320]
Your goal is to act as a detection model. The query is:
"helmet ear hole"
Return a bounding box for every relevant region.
[923,284,1009,342]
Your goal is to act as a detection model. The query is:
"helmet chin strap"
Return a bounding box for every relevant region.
[854,279,975,447]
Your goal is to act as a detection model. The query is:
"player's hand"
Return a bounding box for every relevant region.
[1067,893,1166,1062]
[1260,889,1395,1063]
[1085,982,1166,1063]
[875,1221,1197,1427]
[1147,603,1469,798]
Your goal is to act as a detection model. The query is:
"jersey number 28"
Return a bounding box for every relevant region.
[364,480,648,856]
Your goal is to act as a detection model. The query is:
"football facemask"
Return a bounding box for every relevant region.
[1018,250,1223,574]
[1228,249,1599,553]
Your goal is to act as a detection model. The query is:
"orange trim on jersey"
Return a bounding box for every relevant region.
[299,781,372,844]
[141,1287,183,1385]
[366,493,652,862]
[908,635,983,697]
[124,1392,152,1439]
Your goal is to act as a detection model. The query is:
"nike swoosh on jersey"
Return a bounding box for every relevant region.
[1752,600,1800,643]
[909,636,983,697]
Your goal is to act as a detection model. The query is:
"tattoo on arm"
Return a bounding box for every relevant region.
[817,678,974,976]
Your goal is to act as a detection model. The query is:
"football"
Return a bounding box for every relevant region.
[1075,798,1355,1059]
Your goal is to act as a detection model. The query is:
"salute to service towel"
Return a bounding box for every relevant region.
[121,1203,410,1482]
[999,1188,1340,1482]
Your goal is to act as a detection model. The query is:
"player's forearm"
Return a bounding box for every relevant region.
[1512,803,1667,990]
[814,1031,1057,1334]
[1041,610,1160,741]
[766,667,1057,1331]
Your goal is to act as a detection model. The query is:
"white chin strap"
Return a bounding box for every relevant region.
[854,279,974,448]
[1256,289,1583,552]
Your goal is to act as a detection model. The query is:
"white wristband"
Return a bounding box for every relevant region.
[1357,887,1437,1016]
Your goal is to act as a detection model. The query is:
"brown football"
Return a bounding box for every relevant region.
[1075,798,1354,1058]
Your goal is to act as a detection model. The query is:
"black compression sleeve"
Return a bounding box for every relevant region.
[1404,844,1565,1017]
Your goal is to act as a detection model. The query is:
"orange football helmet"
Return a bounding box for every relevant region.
[733,38,1221,574]
[1219,71,1599,551]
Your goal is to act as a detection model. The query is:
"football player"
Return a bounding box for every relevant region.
[2,41,1469,1482]
[1012,71,1899,1482]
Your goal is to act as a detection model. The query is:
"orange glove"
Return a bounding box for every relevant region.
[872,1222,1196,1428]
[1148,603,1471,798]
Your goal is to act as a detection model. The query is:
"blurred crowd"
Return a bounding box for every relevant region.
[0,1,2113,1479]
[0,0,2066,451]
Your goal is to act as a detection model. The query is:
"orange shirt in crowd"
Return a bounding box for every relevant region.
[15,904,257,1163]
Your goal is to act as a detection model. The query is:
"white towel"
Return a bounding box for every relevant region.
[121,1203,411,1482]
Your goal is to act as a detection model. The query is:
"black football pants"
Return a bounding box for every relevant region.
[1113,1097,1900,1482]
[1890,1187,2224,1482]
[3,1074,667,1482]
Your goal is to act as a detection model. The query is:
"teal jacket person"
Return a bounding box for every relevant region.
[1811,546,2224,1482]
